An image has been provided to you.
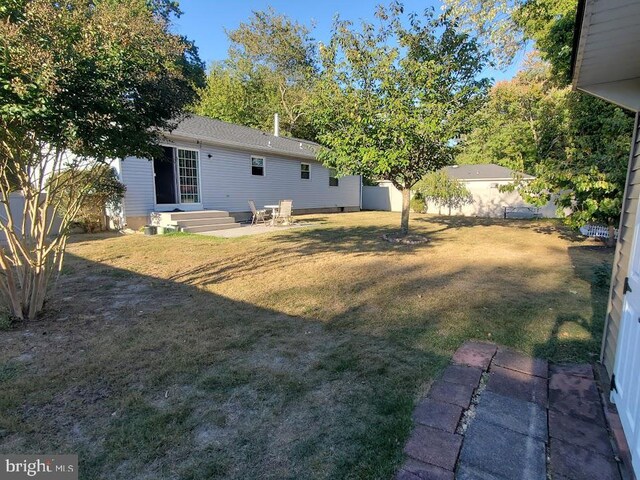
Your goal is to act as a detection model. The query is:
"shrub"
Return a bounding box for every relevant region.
[50,165,126,233]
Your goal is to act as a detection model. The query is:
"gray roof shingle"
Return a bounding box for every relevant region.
[165,114,319,160]
[445,164,534,181]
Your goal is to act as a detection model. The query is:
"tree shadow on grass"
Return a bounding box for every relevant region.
[532,245,612,363]
[413,214,589,243]
[1,253,448,480]
[0,237,613,479]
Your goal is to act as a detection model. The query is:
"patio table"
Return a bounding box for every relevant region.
[264,204,279,226]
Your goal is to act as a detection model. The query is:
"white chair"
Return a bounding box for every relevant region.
[248,200,269,225]
[274,199,293,225]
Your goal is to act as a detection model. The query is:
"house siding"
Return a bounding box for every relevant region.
[197,143,360,212]
[119,156,155,218]
[602,112,640,377]
[118,137,360,225]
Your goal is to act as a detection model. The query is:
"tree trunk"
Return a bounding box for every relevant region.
[607,224,616,248]
[401,188,410,235]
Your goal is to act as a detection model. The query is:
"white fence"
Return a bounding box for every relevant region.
[0,192,61,244]
[362,183,404,212]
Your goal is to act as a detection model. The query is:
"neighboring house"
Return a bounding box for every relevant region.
[362,164,556,218]
[427,164,556,218]
[113,115,361,231]
[572,0,640,475]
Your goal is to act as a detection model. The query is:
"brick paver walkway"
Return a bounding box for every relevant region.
[397,341,622,480]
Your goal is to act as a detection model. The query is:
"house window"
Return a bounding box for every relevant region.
[177,148,199,203]
[329,168,339,187]
[252,156,265,176]
[301,163,310,180]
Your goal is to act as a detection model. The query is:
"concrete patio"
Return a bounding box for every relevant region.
[198,222,313,238]
[397,341,626,480]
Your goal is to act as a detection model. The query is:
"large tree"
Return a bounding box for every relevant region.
[0,0,204,320]
[457,59,568,175]
[446,0,635,240]
[458,60,633,243]
[313,4,489,234]
[441,0,576,71]
[195,8,318,139]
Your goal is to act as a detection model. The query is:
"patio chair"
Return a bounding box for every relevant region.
[248,200,269,225]
[274,199,293,225]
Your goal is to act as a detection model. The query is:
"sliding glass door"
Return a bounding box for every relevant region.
[153,147,200,206]
[176,148,200,204]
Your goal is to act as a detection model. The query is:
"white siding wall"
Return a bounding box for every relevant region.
[119,140,361,219]
[119,156,155,217]
[362,183,404,212]
[198,144,360,212]
[426,180,557,218]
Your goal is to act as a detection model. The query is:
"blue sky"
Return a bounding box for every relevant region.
[173,0,524,83]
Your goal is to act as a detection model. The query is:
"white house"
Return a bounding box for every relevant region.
[426,164,556,218]
[572,0,640,475]
[362,164,556,218]
[113,115,361,231]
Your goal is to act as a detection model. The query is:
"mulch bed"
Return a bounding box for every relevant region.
[382,233,430,245]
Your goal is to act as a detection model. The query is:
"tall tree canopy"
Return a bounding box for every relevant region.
[441,0,576,73]
[446,0,635,236]
[313,4,489,234]
[195,8,318,139]
[0,0,204,319]
[458,60,633,238]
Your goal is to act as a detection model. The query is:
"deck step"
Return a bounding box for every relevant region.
[174,217,237,228]
[183,223,242,233]
[167,210,229,221]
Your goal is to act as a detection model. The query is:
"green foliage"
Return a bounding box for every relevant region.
[49,165,126,233]
[0,0,205,161]
[592,262,613,289]
[442,0,576,70]
[414,170,473,215]
[410,196,426,213]
[195,8,318,139]
[457,60,567,175]
[458,61,633,228]
[312,4,489,232]
[524,93,633,227]
[0,311,12,331]
[0,0,204,320]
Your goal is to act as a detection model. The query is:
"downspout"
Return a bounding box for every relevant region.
[117,158,127,229]
[359,175,363,211]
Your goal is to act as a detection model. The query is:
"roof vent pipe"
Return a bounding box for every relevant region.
[274,113,279,137]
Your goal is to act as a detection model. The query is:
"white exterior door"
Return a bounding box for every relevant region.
[612,221,640,475]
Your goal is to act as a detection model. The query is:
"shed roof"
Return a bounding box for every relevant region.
[445,164,534,181]
[165,114,319,160]
[571,0,640,111]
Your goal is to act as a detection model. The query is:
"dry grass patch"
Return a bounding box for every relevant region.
[0,212,612,479]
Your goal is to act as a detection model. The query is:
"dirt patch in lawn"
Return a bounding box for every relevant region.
[0,213,613,479]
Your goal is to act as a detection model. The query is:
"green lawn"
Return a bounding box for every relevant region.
[0,212,613,479]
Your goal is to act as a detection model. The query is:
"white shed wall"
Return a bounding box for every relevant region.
[362,182,404,212]
[425,180,556,218]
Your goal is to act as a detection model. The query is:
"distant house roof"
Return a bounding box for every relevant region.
[445,164,534,181]
[165,114,319,160]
